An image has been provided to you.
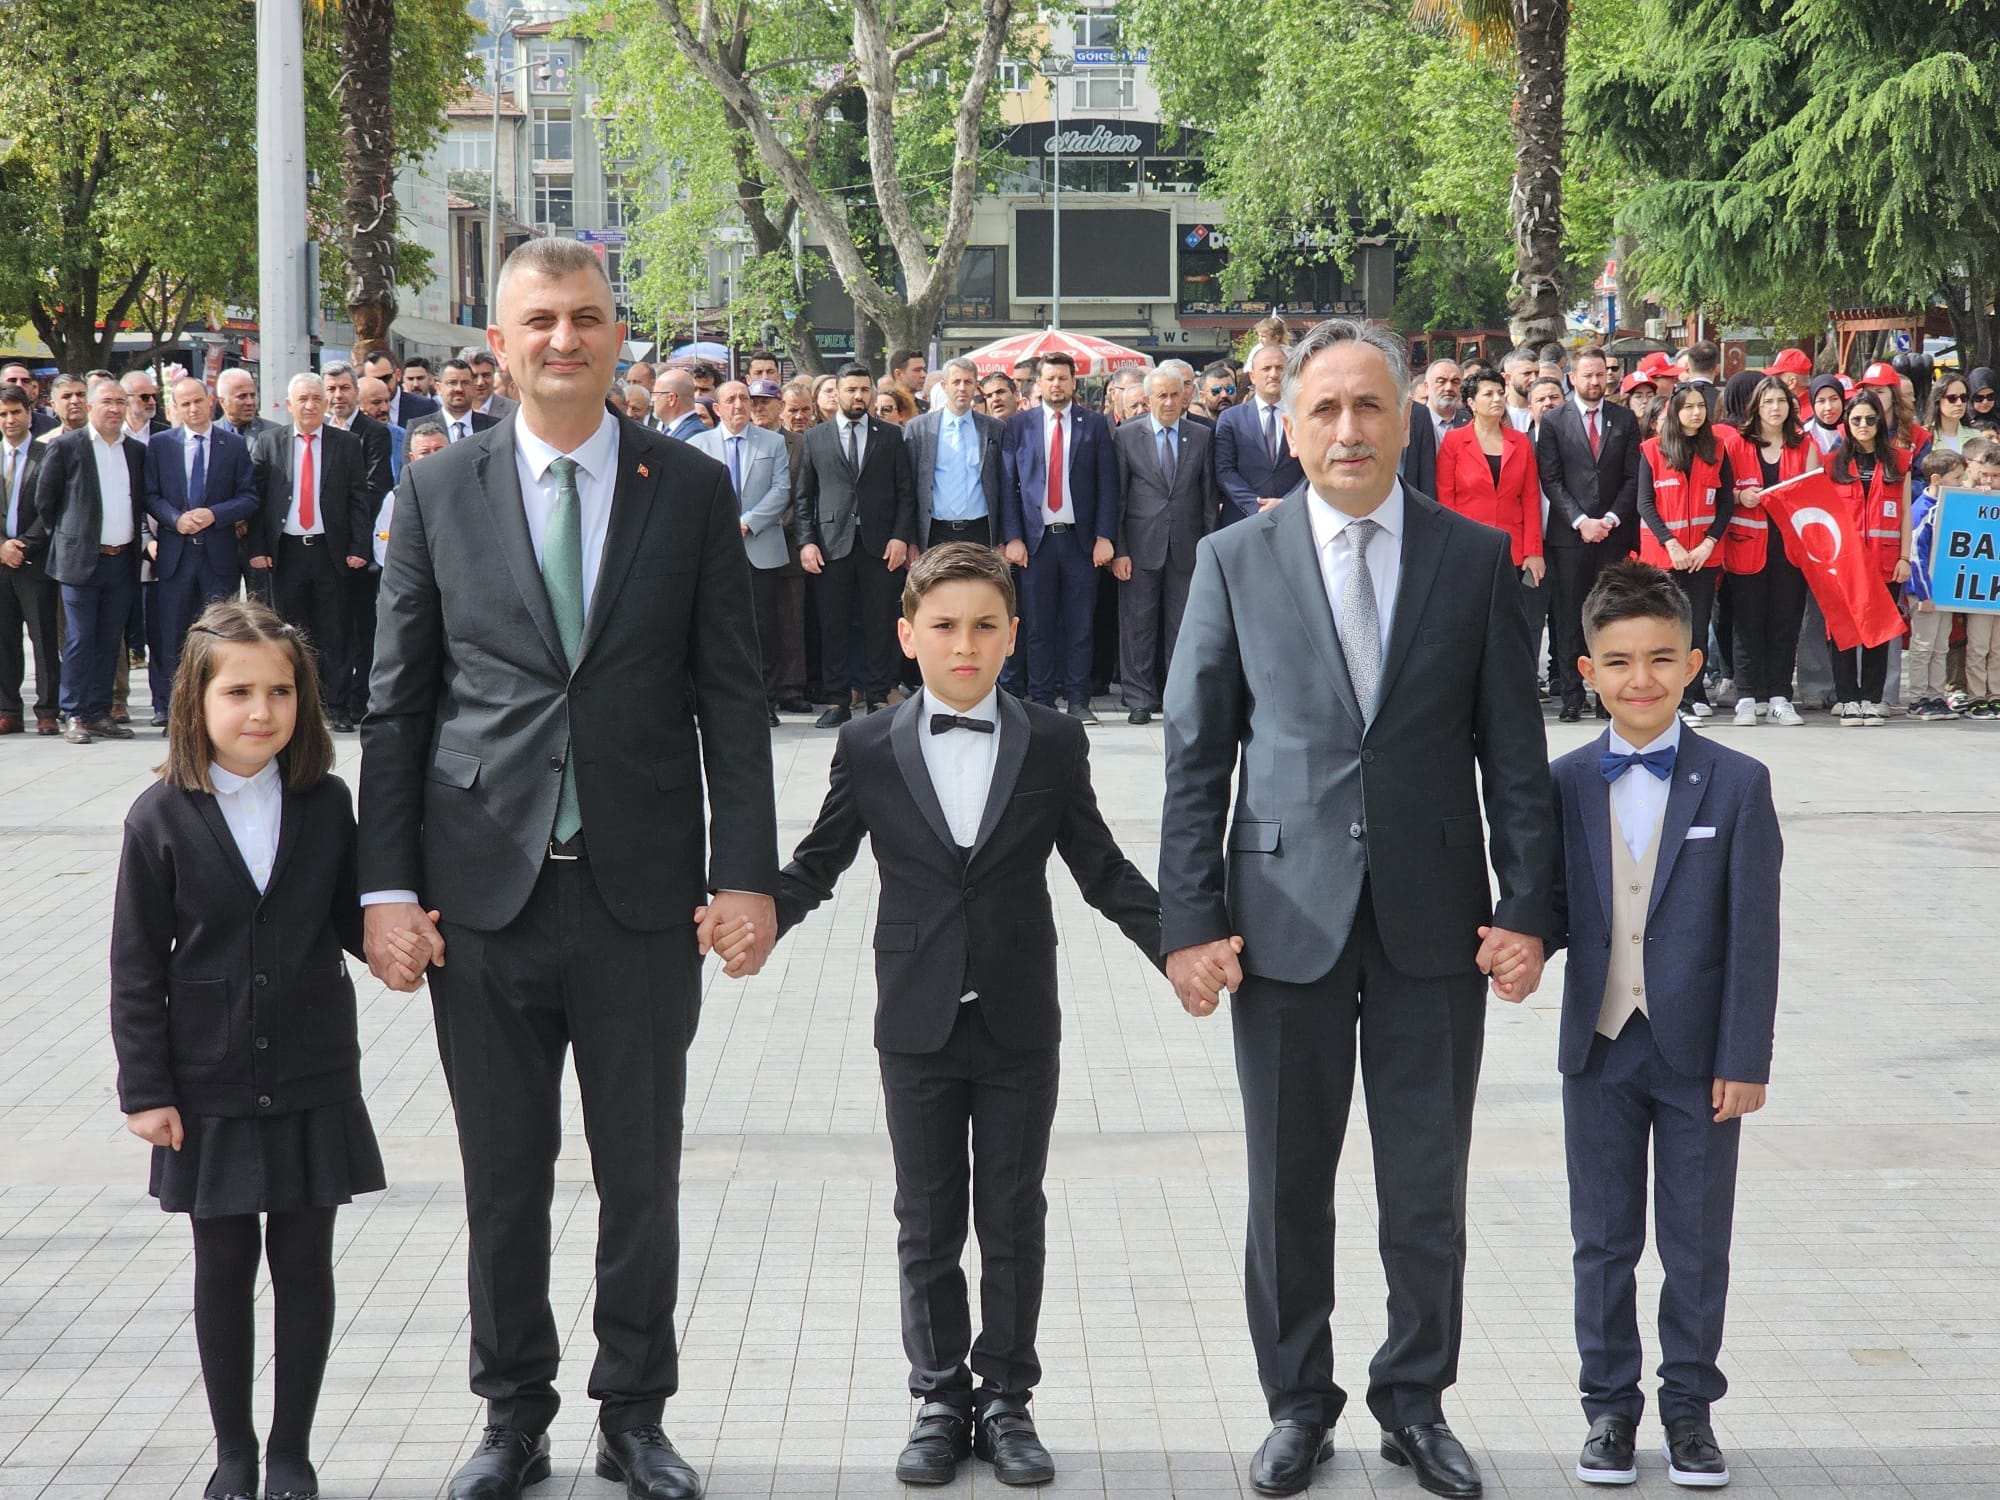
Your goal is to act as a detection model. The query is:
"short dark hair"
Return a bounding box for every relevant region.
[980,372,1015,391]
[1528,376,1567,400]
[1686,340,1721,375]
[0,383,28,412]
[1922,448,1967,481]
[902,540,1017,620]
[834,361,874,383]
[1582,559,1693,648]
[1201,361,1233,382]
[1538,342,1568,365]
[1574,344,1607,367]
[160,600,333,794]
[888,347,924,372]
[1038,352,1077,377]
[402,355,434,374]
[1466,368,1507,401]
[440,358,474,377]
[747,348,779,367]
[1500,346,1537,371]
[1962,434,2000,467]
[464,349,498,371]
[405,417,449,447]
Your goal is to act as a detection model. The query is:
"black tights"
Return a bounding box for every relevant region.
[191,1209,336,1495]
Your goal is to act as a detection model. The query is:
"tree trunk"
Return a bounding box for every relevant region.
[338,0,399,361]
[1508,0,1570,349]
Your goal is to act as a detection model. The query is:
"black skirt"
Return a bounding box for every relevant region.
[150,1099,385,1219]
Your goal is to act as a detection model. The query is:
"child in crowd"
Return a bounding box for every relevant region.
[703,544,1162,1489]
[1906,451,1963,720]
[1958,437,2000,717]
[110,601,425,1500]
[1545,560,1782,1490]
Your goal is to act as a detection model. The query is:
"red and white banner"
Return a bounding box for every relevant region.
[1759,468,1904,649]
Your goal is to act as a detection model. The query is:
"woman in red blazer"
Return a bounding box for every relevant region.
[1435,369,1545,630]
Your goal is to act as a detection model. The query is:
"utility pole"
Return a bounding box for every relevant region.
[256,0,311,383]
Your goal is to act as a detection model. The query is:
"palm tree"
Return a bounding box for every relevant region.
[316,0,400,362]
[1414,0,1571,348]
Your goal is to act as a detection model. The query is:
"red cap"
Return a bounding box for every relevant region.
[1636,351,1678,378]
[1620,373,1657,396]
[1766,348,1813,377]
[1837,375,1857,397]
[1859,361,1901,388]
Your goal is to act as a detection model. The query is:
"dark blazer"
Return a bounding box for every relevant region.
[440,408,501,442]
[360,414,779,931]
[664,412,707,444]
[1536,397,1642,547]
[249,422,375,563]
[110,772,365,1118]
[1398,402,1470,499]
[34,426,146,586]
[998,404,1119,553]
[1213,399,1303,524]
[903,407,1002,548]
[28,408,56,437]
[143,426,261,581]
[793,415,919,562]
[1547,731,1782,1083]
[337,412,396,510]
[1113,417,1219,570]
[3,439,52,564]
[389,390,439,429]
[776,692,1161,1052]
[1160,484,1554,982]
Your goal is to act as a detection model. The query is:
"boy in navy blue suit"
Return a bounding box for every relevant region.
[1544,560,1781,1490]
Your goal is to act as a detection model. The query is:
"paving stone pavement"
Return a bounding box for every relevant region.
[1,698,1997,1498]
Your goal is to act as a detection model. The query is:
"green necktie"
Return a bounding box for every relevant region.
[543,456,586,841]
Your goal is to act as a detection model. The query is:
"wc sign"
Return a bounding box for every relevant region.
[1932,487,2000,611]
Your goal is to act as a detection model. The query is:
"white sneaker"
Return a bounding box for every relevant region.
[1767,697,1805,726]
[1680,708,1705,727]
[1837,701,1862,726]
[1733,699,1758,727]
[1687,700,1714,718]
[1861,700,1887,726]
[1716,677,1735,701]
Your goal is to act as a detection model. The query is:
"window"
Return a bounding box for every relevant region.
[948,247,999,321]
[1075,12,1121,47]
[532,106,572,169]
[997,60,1026,92]
[533,174,574,228]
[1073,71,1134,110]
[526,41,573,94]
[604,174,639,229]
[443,133,493,174]
[1143,157,1204,193]
[1055,157,1137,193]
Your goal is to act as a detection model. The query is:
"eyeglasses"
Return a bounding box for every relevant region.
[1942,392,1968,403]
[131,393,157,404]
[1847,413,1879,426]
[1977,392,1997,402]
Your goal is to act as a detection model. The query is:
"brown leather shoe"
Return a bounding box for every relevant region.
[35,716,58,736]
[0,715,21,735]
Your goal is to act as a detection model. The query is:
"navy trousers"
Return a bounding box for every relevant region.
[1019,527,1096,707]
[1565,1014,1740,1427]
[59,551,136,722]
[155,540,242,715]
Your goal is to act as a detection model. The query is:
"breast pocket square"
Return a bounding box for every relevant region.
[1685,826,1717,840]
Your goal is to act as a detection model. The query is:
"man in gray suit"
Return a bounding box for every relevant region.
[359,238,778,1500]
[1159,318,1554,1500]
[692,380,792,723]
[902,357,1002,552]
[1111,368,1219,725]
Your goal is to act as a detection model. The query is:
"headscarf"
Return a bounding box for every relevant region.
[1721,371,1762,430]
[1967,367,2000,431]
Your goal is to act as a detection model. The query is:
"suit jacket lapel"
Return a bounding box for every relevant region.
[473,421,567,673]
[1578,734,1614,929]
[579,425,657,662]
[967,691,1030,862]
[1647,733,1715,921]
[1263,491,1362,732]
[890,694,958,857]
[1376,493,1447,710]
[192,792,264,900]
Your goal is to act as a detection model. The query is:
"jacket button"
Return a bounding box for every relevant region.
[549,756,563,771]
[963,887,976,902]
[1349,822,1364,839]
[253,973,268,986]
[256,1095,272,1109]
[1361,749,1376,764]
[256,912,268,925]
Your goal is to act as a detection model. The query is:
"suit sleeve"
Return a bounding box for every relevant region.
[207,440,262,529]
[1611,419,1641,529]
[110,810,178,1114]
[743,439,790,537]
[1518,437,1542,559]
[254,434,286,557]
[34,435,70,531]
[1055,725,1165,969]
[793,433,823,551]
[1158,538,1247,952]
[891,431,919,545]
[344,445,373,560]
[998,423,1025,544]
[1213,410,1257,520]
[1200,429,1222,533]
[1715,764,1782,1083]
[1470,531,1555,937]
[980,420,1003,518]
[142,438,179,531]
[1435,430,1460,514]
[1092,416,1119,546]
[1114,431,1133,557]
[1545,767,1571,953]
[688,463,781,897]
[356,461,444,894]
[775,730,866,937]
[1538,416,1582,531]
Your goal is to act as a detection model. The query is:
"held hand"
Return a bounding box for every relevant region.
[906,544,923,565]
[1712,1079,1767,1122]
[1111,556,1133,582]
[693,905,759,967]
[1691,538,1718,569]
[1522,556,1546,586]
[1476,926,1544,1002]
[378,924,439,990]
[884,538,909,571]
[126,1106,185,1150]
[234,520,250,539]
[800,544,824,575]
[1665,540,1691,569]
[248,555,272,569]
[703,890,777,978]
[175,513,203,535]
[1257,496,1284,512]
[346,555,368,569]
[1737,487,1763,509]
[1091,536,1115,567]
[1581,517,1612,544]
[1917,598,1936,614]
[1166,936,1245,1018]
[1893,557,1912,584]
[364,902,446,992]
[1002,540,1029,567]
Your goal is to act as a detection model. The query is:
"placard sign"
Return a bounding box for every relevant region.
[1931,486,2000,612]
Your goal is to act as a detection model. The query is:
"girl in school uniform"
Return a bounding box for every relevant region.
[110,600,425,1500]
[1824,391,1914,725]
[1638,383,1737,722]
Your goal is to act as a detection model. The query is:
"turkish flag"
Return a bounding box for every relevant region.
[1759,468,1904,649]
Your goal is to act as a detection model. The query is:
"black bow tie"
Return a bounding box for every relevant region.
[930,713,994,736]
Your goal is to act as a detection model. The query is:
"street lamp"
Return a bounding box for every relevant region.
[1040,53,1074,332]
[487,7,532,324]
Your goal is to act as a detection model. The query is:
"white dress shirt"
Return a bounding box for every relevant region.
[90,430,136,546]
[284,429,325,537]
[445,411,475,443]
[1040,403,1074,525]
[211,760,283,893]
[515,409,619,617]
[917,686,1000,1003]
[183,426,211,497]
[1249,397,1284,466]
[1604,719,1681,861]
[1307,481,1404,662]
[1570,394,1619,532]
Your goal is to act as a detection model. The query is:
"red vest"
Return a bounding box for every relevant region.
[1833,453,1906,581]
[1638,438,1724,570]
[1717,426,1768,574]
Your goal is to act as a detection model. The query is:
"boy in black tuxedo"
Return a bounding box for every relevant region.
[1541,561,1782,1490]
[705,543,1161,1487]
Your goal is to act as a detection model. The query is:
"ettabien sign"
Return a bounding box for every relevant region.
[1931,486,2000,611]
[1045,126,1143,155]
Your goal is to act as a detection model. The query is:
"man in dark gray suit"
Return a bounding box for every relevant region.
[359,238,779,1500]
[1160,318,1555,1500]
[903,357,1002,551]
[1111,368,1218,725]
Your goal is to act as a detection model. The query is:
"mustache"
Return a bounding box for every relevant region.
[1324,443,1379,462]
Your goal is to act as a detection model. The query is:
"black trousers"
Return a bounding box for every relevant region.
[1118,557,1194,712]
[1548,536,1631,705]
[272,537,347,700]
[1230,895,1485,1430]
[429,854,701,1435]
[155,544,243,717]
[0,558,60,719]
[926,515,995,550]
[877,1001,1060,1409]
[1670,569,1718,708]
[1729,542,1808,703]
[337,568,380,721]
[1829,578,1899,703]
[750,566,784,706]
[814,547,904,703]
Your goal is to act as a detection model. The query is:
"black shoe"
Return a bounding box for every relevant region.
[1127,708,1152,725]
[1067,702,1099,725]
[150,712,167,727]
[446,1426,551,1499]
[205,1451,258,1500]
[866,699,888,714]
[595,1424,702,1499]
[1661,1417,1729,1487]
[972,1395,1054,1486]
[777,697,816,715]
[815,704,851,728]
[1558,702,1582,722]
[1576,1415,1637,1486]
[896,1401,972,1485]
[1594,698,1613,720]
[263,1449,319,1500]
[1250,1421,1332,1496]
[330,715,355,733]
[86,716,135,739]
[767,710,780,727]
[1381,1422,1482,1498]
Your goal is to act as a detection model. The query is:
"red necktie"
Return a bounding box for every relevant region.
[298,432,316,529]
[1047,413,1065,513]
[1587,407,1601,459]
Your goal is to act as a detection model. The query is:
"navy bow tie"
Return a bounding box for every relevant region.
[1599,746,1677,783]
[930,713,995,737]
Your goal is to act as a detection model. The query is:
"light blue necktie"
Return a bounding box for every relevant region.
[543,457,586,841]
